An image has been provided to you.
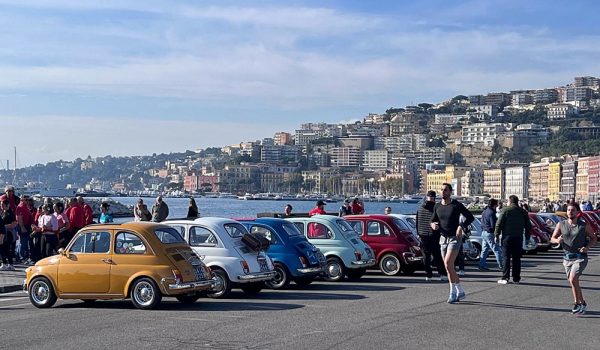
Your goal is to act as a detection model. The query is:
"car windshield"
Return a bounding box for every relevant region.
[154,227,186,244]
[224,223,249,238]
[281,223,302,236]
[336,219,358,236]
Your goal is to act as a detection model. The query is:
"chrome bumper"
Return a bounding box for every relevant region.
[161,277,217,291]
[350,258,376,267]
[403,252,424,264]
[297,266,323,274]
[237,271,277,282]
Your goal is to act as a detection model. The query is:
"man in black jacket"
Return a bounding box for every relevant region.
[495,195,532,284]
[416,190,446,281]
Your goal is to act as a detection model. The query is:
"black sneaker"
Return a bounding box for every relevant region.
[576,303,587,315]
[572,303,581,314]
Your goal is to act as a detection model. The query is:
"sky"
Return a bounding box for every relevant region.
[1,0,599,167]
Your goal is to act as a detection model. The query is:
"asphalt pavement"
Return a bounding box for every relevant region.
[1,249,599,350]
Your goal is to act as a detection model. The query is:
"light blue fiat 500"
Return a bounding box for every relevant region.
[285,215,376,282]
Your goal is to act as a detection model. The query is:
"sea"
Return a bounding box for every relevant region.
[112,197,421,223]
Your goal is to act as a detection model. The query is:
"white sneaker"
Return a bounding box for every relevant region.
[458,270,465,277]
[497,279,508,285]
[0,264,7,271]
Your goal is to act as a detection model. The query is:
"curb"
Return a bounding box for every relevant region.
[0,285,23,293]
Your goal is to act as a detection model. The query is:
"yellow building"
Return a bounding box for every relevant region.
[483,168,504,200]
[529,159,550,201]
[576,157,590,201]
[445,165,470,184]
[426,171,448,196]
[547,161,562,201]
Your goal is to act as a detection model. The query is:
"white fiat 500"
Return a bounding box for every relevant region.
[166,217,276,298]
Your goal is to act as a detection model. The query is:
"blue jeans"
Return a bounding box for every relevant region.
[17,232,30,261]
[479,231,502,268]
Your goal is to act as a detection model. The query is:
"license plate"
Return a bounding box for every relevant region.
[258,258,269,272]
[193,265,205,280]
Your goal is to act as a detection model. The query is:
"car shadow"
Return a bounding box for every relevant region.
[56,300,305,311]
[459,301,600,318]
[287,283,404,292]
[227,290,367,301]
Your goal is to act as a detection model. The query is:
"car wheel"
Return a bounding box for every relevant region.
[206,268,232,299]
[379,254,401,276]
[346,268,366,281]
[324,257,345,282]
[130,277,162,310]
[29,277,57,309]
[294,277,314,287]
[241,282,263,295]
[176,293,201,304]
[265,263,290,289]
[465,243,481,261]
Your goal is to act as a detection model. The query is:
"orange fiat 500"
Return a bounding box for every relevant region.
[24,222,216,310]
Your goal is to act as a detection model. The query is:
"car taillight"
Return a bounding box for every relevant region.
[354,251,362,261]
[172,269,183,284]
[240,260,250,274]
[299,256,308,268]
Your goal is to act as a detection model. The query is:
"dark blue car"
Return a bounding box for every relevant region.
[239,218,326,289]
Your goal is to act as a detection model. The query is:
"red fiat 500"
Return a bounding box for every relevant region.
[345,214,423,276]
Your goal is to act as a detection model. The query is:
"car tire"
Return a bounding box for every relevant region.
[379,253,401,276]
[465,243,481,261]
[206,268,232,299]
[176,293,201,304]
[241,282,263,295]
[294,277,314,287]
[345,268,366,281]
[28,277,57,309]
[265,263,290,289]
[130,277,162,310]
[324,257,345,282]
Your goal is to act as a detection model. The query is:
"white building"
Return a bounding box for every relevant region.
[330,147,361,168]
[461,123,505,145]
[460,169,484,197]
[504,166,529,200]
[362,150,390,171]
[547,103,576,119]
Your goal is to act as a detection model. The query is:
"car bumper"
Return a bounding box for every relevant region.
[237,271,277,282]
[402,252,424,264]
[350,258,376,267]
[161,277,217,293]
[297,266,323,274]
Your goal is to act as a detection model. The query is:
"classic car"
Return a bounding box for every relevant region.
[23,222,216,310]
[345,214,424,276]
[528,213,552,252]
[166,217,276,298]
[285,215,376,282]
[239,217,326,288]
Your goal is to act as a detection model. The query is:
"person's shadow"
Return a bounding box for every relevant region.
[460,300,600,318]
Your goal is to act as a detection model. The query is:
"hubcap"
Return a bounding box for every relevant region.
[327,262,342,278]
[210,273,226,295]
[134,281,154,306]
[31,281,49,304]
[268,268,285,288]
[383,257,398,273]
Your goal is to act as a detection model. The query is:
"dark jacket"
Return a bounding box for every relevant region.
[416,201,436,237]
[494,204,531,240]
[480,206,497,232]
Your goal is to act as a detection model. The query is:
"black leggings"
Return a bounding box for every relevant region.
[1,233,15,265]
[42,234,59,258]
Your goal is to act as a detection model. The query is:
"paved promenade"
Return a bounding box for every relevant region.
[1,249,599,350]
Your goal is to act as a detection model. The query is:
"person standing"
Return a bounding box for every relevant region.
[0,185,20,212]
[479,199,503,271]
[283,204,293,217]
[78,197,94,225]
[384,207,392,215]
[351,198,364,215]
[309,200,327,216]
[416,190,446,281]
[495,195,532,284]
[34,204,59,258]
[66,197,85,238]
[550,202,597,315]
[98,202,113,223]
[16,194,33,263]
[151,196,169,222]
[431,183,474,303]
[339,200,353,216]
[187,197,199,218]
[54,202,71,249]
[133,199,151,221]
[0,200,17,270]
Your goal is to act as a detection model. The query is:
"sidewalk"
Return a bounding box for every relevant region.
[0,264,27,293]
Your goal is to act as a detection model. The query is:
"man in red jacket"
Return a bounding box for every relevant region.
[78,196,94,225]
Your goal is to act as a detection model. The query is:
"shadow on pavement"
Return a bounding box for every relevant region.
[57,300,305,311]
[231,291,367,301]
[460,301,600,318]
[288,283,404,292]
[517,281,600,291]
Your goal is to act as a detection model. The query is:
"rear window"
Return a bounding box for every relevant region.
[282,223,302,236]
[224,223,248,238]
[155,227,186,244]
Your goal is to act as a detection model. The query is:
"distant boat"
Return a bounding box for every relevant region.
[218,192,238,199]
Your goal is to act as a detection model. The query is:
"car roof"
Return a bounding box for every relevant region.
[345,214,393,220]
[84,221,169,231]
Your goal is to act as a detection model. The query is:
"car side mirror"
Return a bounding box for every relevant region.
[58,248,69,258]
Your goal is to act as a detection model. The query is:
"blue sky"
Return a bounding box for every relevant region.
[1,0,599,166]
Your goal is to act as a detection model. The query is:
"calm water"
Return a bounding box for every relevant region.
[112,197,421,223]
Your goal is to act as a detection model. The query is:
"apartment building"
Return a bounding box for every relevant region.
[426,171,447,194]
[547,104,576,119]
[547,161,562,201]
[461,123,505,145]
[504,165,529,200]
[588,156,600,203]
[576,157,590,202]
[330,147,361,169]
[559,156,577,201]
[460,169,484,197]
[362,150,390,171]
[484,168,505,200]
[528,159,550,201]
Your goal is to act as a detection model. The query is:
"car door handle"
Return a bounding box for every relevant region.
[101,258,113,264]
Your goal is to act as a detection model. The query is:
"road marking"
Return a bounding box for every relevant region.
[0,302,30,309]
